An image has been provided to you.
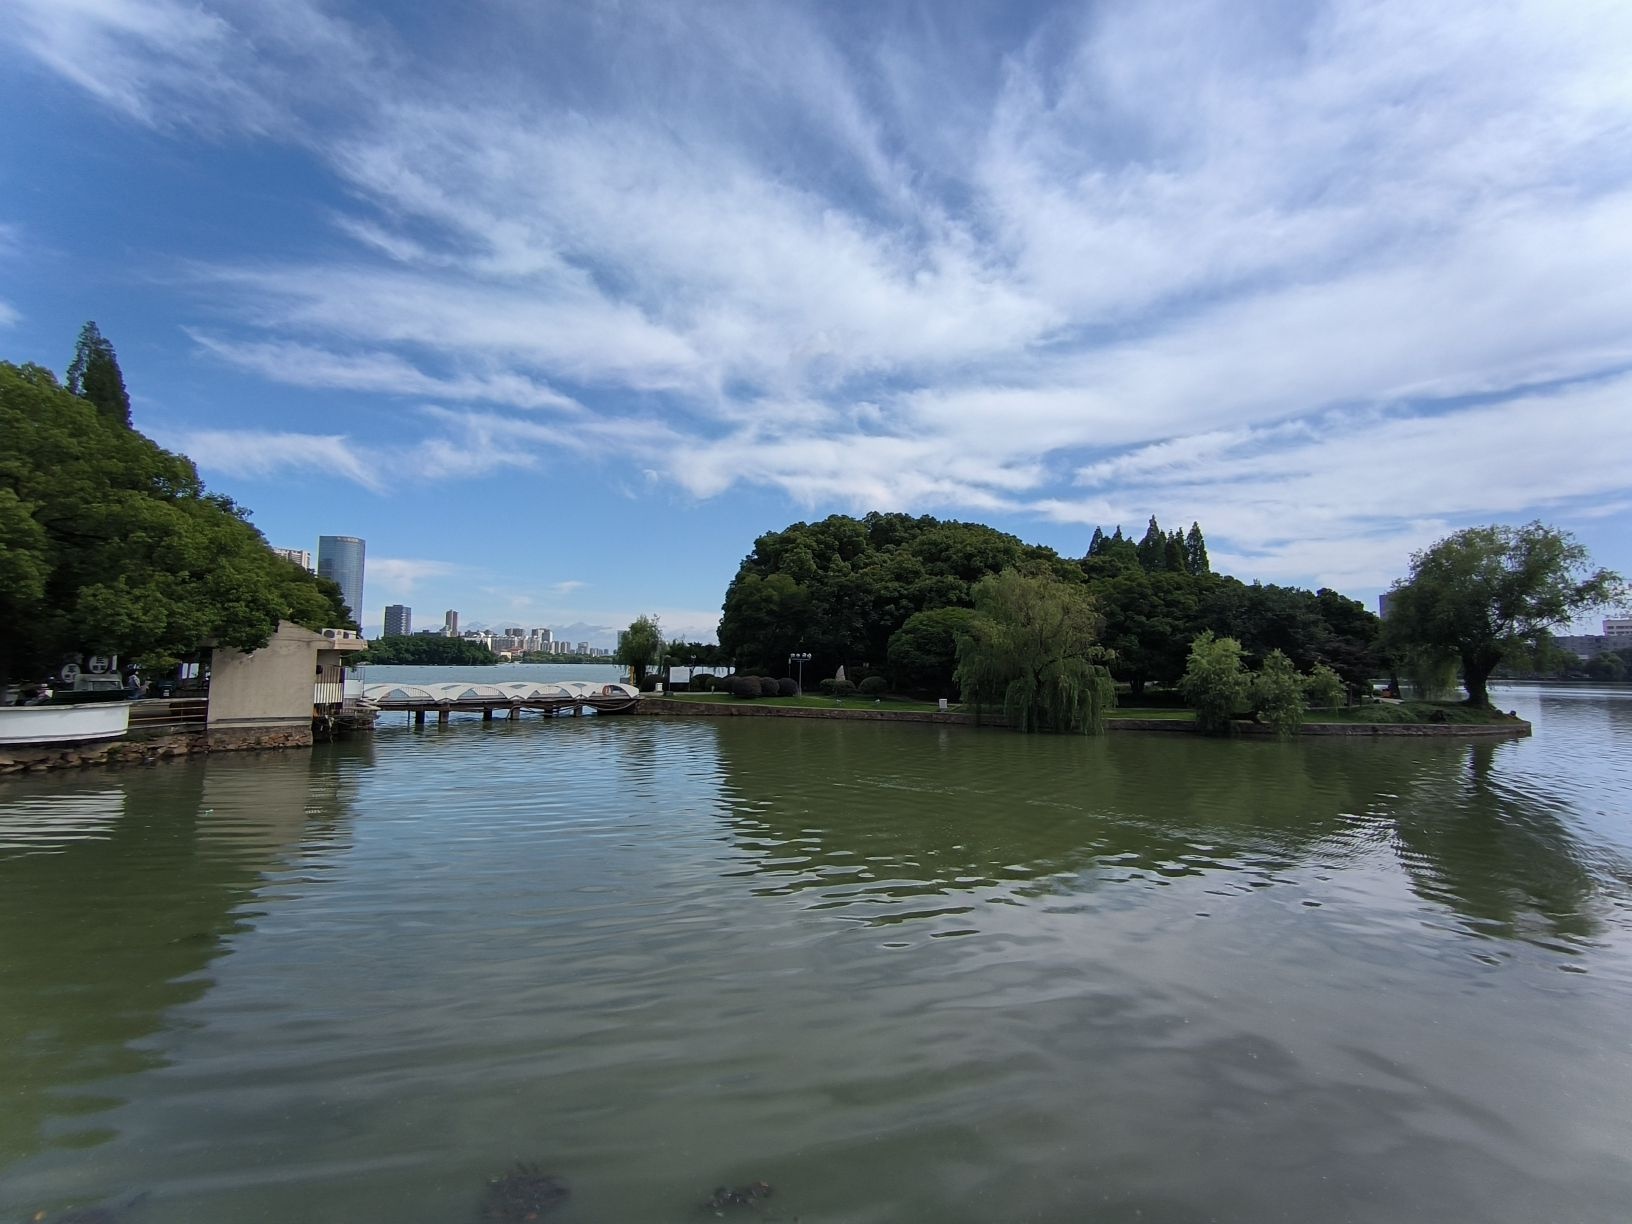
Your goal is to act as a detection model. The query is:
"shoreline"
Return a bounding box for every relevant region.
[636,698,1533,738]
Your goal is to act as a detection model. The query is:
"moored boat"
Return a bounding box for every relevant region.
[0,701,132,747]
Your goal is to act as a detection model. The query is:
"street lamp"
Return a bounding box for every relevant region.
[788,651,812,693]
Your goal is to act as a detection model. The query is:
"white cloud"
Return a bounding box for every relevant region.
[367,557,463,594]
[168,428,381,491]
[10,0,1632,587]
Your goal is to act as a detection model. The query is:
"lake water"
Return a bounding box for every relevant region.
[2,684,1630,1223]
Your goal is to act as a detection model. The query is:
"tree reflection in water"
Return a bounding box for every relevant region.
[705,720,1610,947]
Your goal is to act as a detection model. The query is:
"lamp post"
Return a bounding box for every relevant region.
[788,651,812,693]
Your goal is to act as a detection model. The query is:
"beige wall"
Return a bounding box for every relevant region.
[208,622,329,728]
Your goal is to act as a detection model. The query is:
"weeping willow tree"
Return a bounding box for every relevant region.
[954,568,1116,734]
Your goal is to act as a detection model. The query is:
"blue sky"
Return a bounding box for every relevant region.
[4,0,1630,643]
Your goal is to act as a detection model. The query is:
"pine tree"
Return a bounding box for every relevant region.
[66,321,132,427]
[1088,526,1105,557]
[1164,531,1187,572]
[1136,515,1165,572]
[1185,522,1210,575]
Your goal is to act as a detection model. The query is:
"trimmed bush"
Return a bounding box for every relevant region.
[858,676,887,696]
[728,674,763,698]
[690,673,717,692]
[820,678,857,697]
[777,677,800,697]
[637,675,662,693]
[756,675,781,697]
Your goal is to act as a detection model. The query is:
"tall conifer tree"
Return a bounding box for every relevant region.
[66,321,132,427]
[1185,522,1210,575]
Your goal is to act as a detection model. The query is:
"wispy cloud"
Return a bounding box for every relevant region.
[368,556,464,594]
[169,427,381,491]
[9,0,1632,585]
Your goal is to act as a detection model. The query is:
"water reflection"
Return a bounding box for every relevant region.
[0,746,362,1172]
[707,721,1618,950]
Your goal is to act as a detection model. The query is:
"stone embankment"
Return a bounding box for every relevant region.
[636,699,1532,738]
[0,725,314,775]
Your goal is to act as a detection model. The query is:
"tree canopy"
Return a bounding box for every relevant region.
[0,359,350,687]
[954,568,1116,734]
[1382,523,1624,706]
[617,614,663,685]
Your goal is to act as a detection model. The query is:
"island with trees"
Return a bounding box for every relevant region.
[657,510,1623,737]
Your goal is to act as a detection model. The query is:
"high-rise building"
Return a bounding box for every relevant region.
[317,536,366,623]
[1378,591,1395,619]
[272,547,313,571]
[443,609,459,637]
[384,604,412,637]
[1606,618,1632,638]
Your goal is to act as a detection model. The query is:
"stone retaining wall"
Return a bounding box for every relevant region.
[0,724,314,775]
[635,699,1531,738]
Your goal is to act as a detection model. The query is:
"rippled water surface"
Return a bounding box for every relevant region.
[3,686,1631,1223]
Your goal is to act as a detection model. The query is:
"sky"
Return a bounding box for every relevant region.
[3,0,1630,644]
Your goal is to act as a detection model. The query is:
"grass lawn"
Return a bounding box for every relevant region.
[1106,707,1196,720]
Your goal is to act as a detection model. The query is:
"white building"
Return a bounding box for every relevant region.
[1605,618,1632,638]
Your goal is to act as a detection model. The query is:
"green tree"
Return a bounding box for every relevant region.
[1178,631,1251,734]
[1095,569,1200,695]
[617,614,663,686]
[1303,663,1347,709]
[65,321,132,427]
[1136,515,1166,572]
[886,606,974,696]
[1384,523,1624,707]
[1185,522,1210,576]
[1,360,349,687]
[1252,649,1306,738]
[954,568,1116,734]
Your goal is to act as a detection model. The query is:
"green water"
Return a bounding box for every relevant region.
[2,686,1630,1223]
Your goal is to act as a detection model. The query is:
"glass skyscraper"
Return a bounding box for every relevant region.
[317,535,366,625]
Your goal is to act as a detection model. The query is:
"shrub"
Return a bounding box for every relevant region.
[690,673,717,692]
[777,677,800,697]
[858,676,887,697]
[728,674,762,698]
[819,678,857,697]
[637,675,662,693]
[756,675,781,697]
[1177,631,1250,734]
[1252,650,1306,738]
[1303,663,1346,709]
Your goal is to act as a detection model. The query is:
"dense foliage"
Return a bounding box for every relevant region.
[0,359,350,687]
[1252,650,1306,738]
[361,635,498,666]
[1178,632,1251,734]
[718,513,1383,708]
[1383,523,1624,706]
[955,568,1116,734]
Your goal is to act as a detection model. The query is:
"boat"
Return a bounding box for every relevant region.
[0,701,132,747]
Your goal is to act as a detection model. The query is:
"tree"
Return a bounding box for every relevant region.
[65,321,132,427]
[1303,663,1347,709]
[1252,649,1306,738]
[1094,569,1200,695]
[1384,523,1624,706]
[0,360,349,686]
[1136,515,1166,572]
[1185,522,1210,576]
[1178,631,1251,734]
[363,636,498,666]
[954,568,1116,734]
[617,614,663,686]
[887,606,974,696]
